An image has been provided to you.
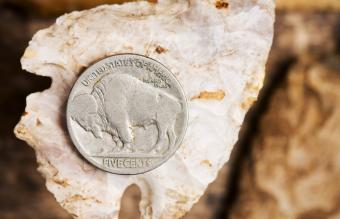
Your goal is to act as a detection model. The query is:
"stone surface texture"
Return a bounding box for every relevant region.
[14,0,274,218]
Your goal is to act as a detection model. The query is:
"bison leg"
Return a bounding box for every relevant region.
[154,121,169,154]
[116,123,135,152]
[117,126,133,143]
[112,136,123,151]
[107,110,134,152]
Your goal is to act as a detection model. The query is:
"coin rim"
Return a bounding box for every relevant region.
[66,53,188,175]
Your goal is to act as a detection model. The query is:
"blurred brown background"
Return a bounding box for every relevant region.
[0,1,339,219]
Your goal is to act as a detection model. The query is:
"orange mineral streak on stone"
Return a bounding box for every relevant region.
[63,194,102,204]
[14,123,27,136]
[147,0,158,3]
[191,90,226,101]
[161,189,191,219]
[155,45,167,54]
[53,178,70,187]
[200,160,212,167]
[215,0,229,9]
[23,47,37,59]
[245,81,261,93]
[241,96,257,110]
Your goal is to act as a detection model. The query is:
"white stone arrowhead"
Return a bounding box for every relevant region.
[15,0,275,218]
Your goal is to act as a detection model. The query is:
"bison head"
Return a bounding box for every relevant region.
[69,94,104,138]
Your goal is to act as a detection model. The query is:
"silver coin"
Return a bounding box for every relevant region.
[66,54,188,174]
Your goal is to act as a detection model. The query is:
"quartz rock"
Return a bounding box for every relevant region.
[15,0,274,218]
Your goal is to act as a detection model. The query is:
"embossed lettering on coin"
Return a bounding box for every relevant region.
[66,54,188,174]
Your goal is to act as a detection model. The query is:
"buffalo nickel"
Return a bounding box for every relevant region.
[66,54,188,174]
